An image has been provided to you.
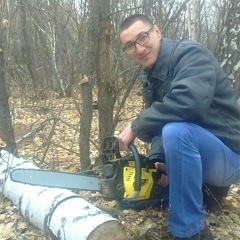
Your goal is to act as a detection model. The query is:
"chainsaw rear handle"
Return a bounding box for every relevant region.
[124,143,141,200]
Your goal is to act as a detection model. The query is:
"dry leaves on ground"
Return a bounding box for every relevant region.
[1,183,239,240]
[0,90,240,239]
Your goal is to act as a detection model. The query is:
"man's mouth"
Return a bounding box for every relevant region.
[139,51,151,60]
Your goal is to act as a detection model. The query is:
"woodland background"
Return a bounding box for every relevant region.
[0,0,239,239]
[0,0,239,170]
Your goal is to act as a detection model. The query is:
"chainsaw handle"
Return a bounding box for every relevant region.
[124,143,141,200]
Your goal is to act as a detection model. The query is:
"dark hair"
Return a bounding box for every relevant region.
[119,14,153,35]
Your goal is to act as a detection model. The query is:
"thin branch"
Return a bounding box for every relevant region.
[113,65,142,128]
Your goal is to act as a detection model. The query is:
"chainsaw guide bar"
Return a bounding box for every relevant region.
[11,168,101,191]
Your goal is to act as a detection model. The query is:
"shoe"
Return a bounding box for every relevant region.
[173,223,214,239]
[202,183,230,212]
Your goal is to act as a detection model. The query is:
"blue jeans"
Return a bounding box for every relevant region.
[162,122,240,238]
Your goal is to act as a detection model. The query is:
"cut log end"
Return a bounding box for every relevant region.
[88,220,127,240]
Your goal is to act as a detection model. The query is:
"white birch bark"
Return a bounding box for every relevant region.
[218,0,240,94]
[0,150,127,240]
[187,0,197,40]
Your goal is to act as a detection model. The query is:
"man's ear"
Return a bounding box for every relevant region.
[154,24,162,39]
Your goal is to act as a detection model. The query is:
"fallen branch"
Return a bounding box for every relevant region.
[16,118,55,144]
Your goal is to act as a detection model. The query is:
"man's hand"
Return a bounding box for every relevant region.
[155,162,169,187]
[118,125,136,151]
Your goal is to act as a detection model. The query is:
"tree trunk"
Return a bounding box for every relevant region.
[79,0,99,170]
[0,150,127,240]
[0,25,18,156]
[187,0,198,40]
[217,0,240,98]
[96,0,116,151]
[80,0,114,168]
[79,76,94,170]
[18,0,38,90]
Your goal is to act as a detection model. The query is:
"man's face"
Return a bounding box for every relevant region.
[120,20,162,68]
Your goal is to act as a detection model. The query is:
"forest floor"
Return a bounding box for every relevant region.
[0,85,240,239]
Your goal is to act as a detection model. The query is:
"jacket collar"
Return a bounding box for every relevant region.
[143,38,177,83]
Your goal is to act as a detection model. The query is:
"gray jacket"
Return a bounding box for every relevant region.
[131,38,240,161]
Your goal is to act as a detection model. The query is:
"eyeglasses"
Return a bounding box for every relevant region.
[122,26,154,54]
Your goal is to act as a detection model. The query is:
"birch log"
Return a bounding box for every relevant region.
[0,150,127,240]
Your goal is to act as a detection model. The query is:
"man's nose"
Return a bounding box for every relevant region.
[135,43,146,53]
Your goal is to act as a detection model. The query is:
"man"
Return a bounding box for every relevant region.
[118,14,240,240]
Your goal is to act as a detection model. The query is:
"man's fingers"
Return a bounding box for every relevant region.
[118,125,136,151]
[155,162,167,172]
[157,174,169,187]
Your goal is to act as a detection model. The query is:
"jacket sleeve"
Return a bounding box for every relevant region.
[131,42,217,142]
[140,68,152,109]
[148,136,165,162]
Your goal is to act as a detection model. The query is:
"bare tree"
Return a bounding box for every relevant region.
[217,0,240,97]
[79,0,97,170]
[96,0,116,151]
[187,0,197,40]
[0,19,18,156]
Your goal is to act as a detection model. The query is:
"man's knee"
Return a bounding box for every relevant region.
[162,122,189,140]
